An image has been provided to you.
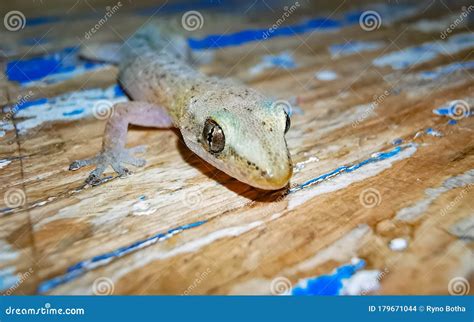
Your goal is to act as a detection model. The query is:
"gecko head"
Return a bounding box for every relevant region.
[181,88,293,190]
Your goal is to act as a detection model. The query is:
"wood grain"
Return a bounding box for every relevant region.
[0,1,472,295]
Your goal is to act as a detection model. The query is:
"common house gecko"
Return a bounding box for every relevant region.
[70,23,293,190]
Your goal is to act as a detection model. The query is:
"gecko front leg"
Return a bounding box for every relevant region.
[69,101,173,185]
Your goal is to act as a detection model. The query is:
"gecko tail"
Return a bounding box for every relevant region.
[79,43,123,64]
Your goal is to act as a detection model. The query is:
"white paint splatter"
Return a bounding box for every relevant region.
[0,267,19,292]
[314,70,338,81]
[449,216,474,240]
[15,85,127,134]
[0,240,20,262]
[249,51,296,75]
[132,198,157,216]
[373,32,474,69]
[341,270,382,295]
[425,128,443,137]
[0,121,14,137]
[389,237,408,251]
[330,41,385,58]
[0,159,12,170]
[294,156,319,173]
[410,14,464,33]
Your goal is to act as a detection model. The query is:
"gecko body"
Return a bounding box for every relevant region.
[70,23,293,190]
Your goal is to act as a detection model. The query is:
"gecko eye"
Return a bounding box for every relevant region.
[203,118,225,153]
[284,111,291,134]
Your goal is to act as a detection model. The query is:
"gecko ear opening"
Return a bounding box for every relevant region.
[202,118,225,153]
[284,111,291,134]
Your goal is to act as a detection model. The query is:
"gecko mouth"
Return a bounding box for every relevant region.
[245,163,293,190]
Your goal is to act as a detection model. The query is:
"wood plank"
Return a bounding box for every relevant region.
[1,1,473,295]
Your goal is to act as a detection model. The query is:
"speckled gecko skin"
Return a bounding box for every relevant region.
[70,23,293,190]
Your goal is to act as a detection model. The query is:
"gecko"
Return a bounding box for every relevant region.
[69,23,293,190]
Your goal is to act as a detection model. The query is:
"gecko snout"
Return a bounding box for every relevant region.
[249,154,293,190]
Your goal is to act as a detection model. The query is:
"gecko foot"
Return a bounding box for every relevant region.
[69,146,147,185]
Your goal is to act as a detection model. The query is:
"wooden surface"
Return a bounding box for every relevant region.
[0,0,473,295]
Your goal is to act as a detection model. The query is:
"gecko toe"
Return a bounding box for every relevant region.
[111,162,132,177]
[69,161,81,171]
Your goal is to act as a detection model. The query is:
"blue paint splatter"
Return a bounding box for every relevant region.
[289,144,413,193]
[5,47,105,85]
[136,0,228,15]
[420,61,474,80]
[188,4,418,49]
[292,259,365,295]
[425,128,442,137]
[62,109,84,117]
[16,98,48,111]
[27,16,61,26]
[433,100,472,119]
[114,84,126,97]
[189,16,343,50]
[37,220,207,294]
